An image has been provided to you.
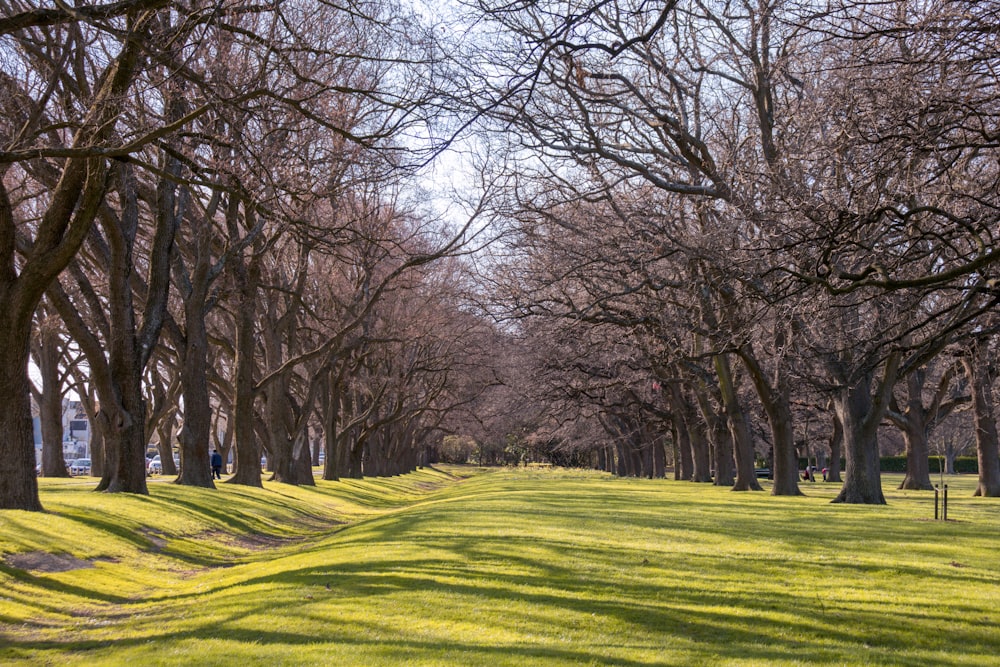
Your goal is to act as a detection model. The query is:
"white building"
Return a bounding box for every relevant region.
[32,399,92,461]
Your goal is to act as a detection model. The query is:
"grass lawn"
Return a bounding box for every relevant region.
[0,466,998,666]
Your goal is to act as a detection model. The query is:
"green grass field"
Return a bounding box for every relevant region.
[1,466,997,666]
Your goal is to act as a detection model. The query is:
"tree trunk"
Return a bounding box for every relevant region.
[0,326,44,510]
[831,363,896,504]
[899,425,933,490]
[347,436,365,478]
[95,399,149,494]
[175,288,215,489]
[1,165,102,508]
[90,425,106,479]
[640,437,654,479]
[710,419,734,487]
[669,423,679,479]
[961,349,1000,497]
[713,354,760,491]
[36,326,71,477]
[652,433,666,478]
[227,298,262,486]
[263,378,295,483]
[291,432,316,485]
[226,207,263,487]
[826,409,843,483]
[97,162,149,495]
[737,346,798,495]
[630,440,645,478]
[155,411,178,476]
[766,390,801,497]
[944,440,957,475]
[322,372,341,481]
[668,384,694,480]
[683,389,713,483]
[694,377,733,487]
[831,384,885,504]
[891,370,934,490]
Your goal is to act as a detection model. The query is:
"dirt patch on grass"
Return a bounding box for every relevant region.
[139,527,169,551]
[234,533,293,550]
[414,482,442,491]
[5,551,94,573]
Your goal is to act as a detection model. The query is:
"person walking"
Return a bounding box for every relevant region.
[211,449,223,479]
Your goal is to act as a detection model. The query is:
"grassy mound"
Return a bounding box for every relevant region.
[1,467,997,665]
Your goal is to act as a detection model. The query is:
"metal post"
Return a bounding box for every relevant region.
[934,484,939,520]
[943,484,948,522]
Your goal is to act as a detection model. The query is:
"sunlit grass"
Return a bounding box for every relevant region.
[1,466,998,665]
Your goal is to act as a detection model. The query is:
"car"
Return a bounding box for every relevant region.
[69,458,92,476]
[148,455,180,475]
[148,455,168,474]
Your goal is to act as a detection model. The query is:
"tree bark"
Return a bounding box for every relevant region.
[888,366,965,491]
[176,297,215,488]
[831,380,885,504]
[227,244,263,486]
[321,370,341,481]
[694,383,733,486]
[96,161,149,494]
[155,411,178,476]
[714,354,761,491]
[826,408,843,483]
[898,423,933,490]
[831,354,899,504]
[0,327,43,510]
[35,325,70,477]
[961,347,1000,497]
[737,346,800,496]
[683,388,713,483]
[291,432,316,485]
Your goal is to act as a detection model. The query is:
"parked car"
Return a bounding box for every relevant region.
[69,458,92,476]
[147,455,180,475]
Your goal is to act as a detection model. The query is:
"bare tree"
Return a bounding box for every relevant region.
[1,4,165,509]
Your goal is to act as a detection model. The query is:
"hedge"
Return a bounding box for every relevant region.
[797,457,978,474]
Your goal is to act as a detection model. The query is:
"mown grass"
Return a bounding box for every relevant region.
[0,466,997,666]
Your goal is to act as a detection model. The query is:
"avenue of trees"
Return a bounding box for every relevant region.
[2,0,999,510]
[462,0,1000,503]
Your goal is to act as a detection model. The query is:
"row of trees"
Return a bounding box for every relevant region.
[460,0,1000,503]
[3,0,999,510]
[1,0,508,510]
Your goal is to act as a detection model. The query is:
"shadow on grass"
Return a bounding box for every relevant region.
[14,517,992,665]
[8,470,999,665]
[5,546,971,667]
